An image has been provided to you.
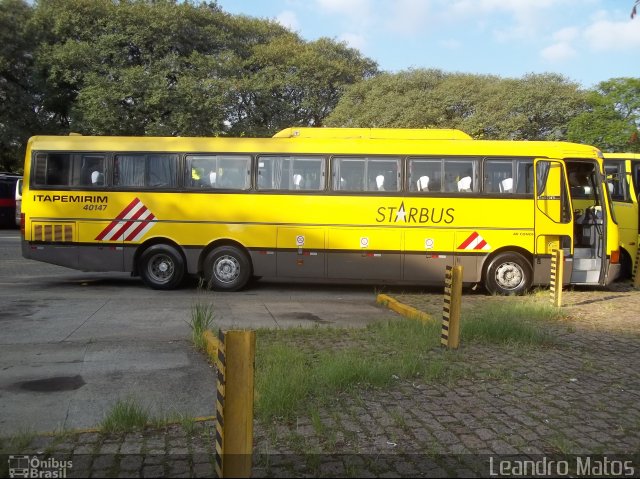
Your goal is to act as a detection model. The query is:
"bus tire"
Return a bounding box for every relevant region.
[204,245,252,291]
[139,244,185,290]
[484,251,532,295]
[619,249,632,280]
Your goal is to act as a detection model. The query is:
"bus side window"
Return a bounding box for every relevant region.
[147,155,177,188]
[333,157,365,191]
[604,162,628,202]
[516,160,534,194]
[81,155,106,187]
[408,158,442,192]
[218,156,250,190]
[484,159,513,194]
[444,159,477,193]
[367,158,400,192]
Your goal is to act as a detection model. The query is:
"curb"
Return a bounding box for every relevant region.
[376,293,433,322]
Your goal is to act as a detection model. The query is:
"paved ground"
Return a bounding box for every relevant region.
[0,230,397,437]
[2,280,639,478]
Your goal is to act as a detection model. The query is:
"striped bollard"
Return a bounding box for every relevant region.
[633,246,640,288]
[550,249,564,307]
[441,265,462,349]
[215,330,256,478]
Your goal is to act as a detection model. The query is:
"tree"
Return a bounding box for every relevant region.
[325,69,587,141]
[228,35,378,136]
[0,0,45,171]
[25,0,377,138]
[567,78,640,152]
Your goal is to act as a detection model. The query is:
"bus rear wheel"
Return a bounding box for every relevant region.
[139,244,185,290]
[484,252,532,295]
[204,245,252,291]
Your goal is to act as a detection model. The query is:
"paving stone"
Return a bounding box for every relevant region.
[13,285,640,477]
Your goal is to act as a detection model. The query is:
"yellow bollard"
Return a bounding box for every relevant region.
[550,249,564,308]
[633,245,640,288]
[214,330,256,478]
[441,265,462,349]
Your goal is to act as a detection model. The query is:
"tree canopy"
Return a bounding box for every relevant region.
[567,78,640,152]
[0,0,638,172]
[0,0,377,170]
[325,69,589,141]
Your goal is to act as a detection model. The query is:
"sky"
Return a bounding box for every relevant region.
[215,0,640,89]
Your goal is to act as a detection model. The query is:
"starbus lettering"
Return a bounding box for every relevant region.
[376,202,455,224]
[33,194,108,204]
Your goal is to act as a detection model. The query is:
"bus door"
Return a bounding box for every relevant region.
[605,160,636,276]
[533,159,573,282]
[565,160,608,284]
[633,161,640,231]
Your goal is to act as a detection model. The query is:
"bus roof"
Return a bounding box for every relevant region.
[273,127,473,140]
[25,131,602,160]
[603,152,640,160]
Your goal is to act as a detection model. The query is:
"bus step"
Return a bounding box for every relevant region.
[571,269,601,283]
[573,247,595,259]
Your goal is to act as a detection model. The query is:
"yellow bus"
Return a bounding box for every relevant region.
[603,153,640,277]
[20,127,620,294]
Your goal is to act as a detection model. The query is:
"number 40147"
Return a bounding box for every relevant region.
[83,204,107,211]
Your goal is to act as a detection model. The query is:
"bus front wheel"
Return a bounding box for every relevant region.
[204,246,252,291]
[139,244,185,290]
[484,252,532,295]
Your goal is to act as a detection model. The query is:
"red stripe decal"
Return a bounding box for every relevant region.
[475,239,487,250]
[458,232,479,250]
[124,213,155,242]
[108,206,148,241]
[95,198,142,241]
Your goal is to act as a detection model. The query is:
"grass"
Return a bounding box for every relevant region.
[255,319,467,421]
[100,398,151,433]
[188,301,216,352]
[461,301,565,346]
[0,428,36,453]
[100,399,205,435]
[254,298,564,422]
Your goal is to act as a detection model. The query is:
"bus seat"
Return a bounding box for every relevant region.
[499,177,513,193]
[376,174,385,191]
[458,176,472,192]
[209,171,217,186]
[293,174,303,190]
[417,175,429,191]
[91,170,104,186]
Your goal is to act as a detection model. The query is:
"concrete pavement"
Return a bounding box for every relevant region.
[0,230,398,436]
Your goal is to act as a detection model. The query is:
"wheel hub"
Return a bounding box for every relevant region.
[149,255,174,282]
[215,255,240,283]
[495,262,523,289]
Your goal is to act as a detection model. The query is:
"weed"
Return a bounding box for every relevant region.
[389,409,407,430]
[0,428,36,453]
[100,398,150,433]
[461,301,563,346]
[189,301,216,352]
[547,431,577,454]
